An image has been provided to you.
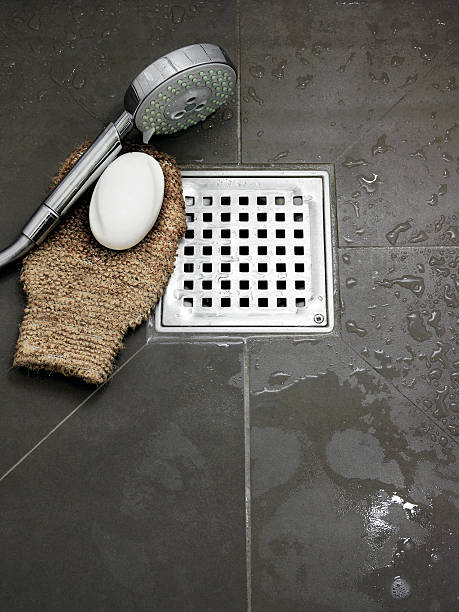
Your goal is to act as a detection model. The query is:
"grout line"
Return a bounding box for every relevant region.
[236,0,242,165]
[243,340,252,612]
[0,343,148,483]
[339,335,459,447]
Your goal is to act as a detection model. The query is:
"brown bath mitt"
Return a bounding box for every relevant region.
[14,142,186,385]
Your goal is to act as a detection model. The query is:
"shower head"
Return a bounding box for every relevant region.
[0,43,236,270]
[124,43,236,142]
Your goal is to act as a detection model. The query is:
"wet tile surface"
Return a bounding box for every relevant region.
[248,337,458,611]
[240,0,458,166]
[339,247,459,442]
[0,342,246,612]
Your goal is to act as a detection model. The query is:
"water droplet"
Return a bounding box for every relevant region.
[342,253,351,264]
[409,230,428,244]
[407,312,431,342]
[345,277,357,288]
[342,158,368,168]
[403,73,418,87]
[27,13,40,31]
[296,74,313,89]
[438,183,447,196]
[369,71,390,85]
[271,59,287,79]
[445,225,458,244]
[249,64,265,79]
[390,576,411,600]
[411,40,439,61]
[345,320,368,337]
[359,172,381,194]
[427,310,445,337]
[221,108,233,121]
[337,52,355,73]
[372,134,394,156]
[385,221,411,245]
[377,275,425,297]
[269,151,288,162]
[442,152,453,162]
[171,5,185,24]
[247,87,264,105]
[390,55,405,67]
[257,130,264,137]
[427,193,439,206]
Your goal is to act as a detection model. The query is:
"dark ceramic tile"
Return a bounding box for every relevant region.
[240,0,458,165]
[339,246,459,443]
[336,45,459,247]
[0,341,246,612]
[0,0,237,249]
[248,336,458,611]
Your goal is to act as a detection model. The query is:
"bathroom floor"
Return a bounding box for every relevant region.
[0,1,458,610]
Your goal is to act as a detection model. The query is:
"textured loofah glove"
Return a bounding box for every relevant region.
[14,142,186,385]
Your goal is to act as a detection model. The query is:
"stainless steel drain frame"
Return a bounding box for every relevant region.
[154,164,336,334]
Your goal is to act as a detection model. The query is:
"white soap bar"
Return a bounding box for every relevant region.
[89,152,164,250]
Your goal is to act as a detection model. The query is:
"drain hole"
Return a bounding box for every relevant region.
[276,246,286,255]
[184,263,194,272]
[184,280,194,290]
[203,229,212,238]
[221,246,231,255]
[240,263,249,272]
[239,246,249,255]
[293,196,303,206]
[257,196,267,205]
[276,229,285,238]
[202,280,212,290]
[295,280,305,290]
[221,263,231,272]
[258,246,267,255]
[195,103,205,111]
[276,213,285,222]
[258,298,268,307]
[203,213,212,222]
[184,246,194,255]
[221,196,231,206]
[203,196,212,206]
[240,280,249,289]
[294,213,303,222]
[221,298,231,307]
[203,246,212,255]
[203,263,212,272]
[277,298,287,307]
[172,110,185,120]
[202,298,212,307]
[187,96,197,104]
[183,297,193,307]
[185,229,194,239]
[221,213,231,222]
[294,229,304,238]
[295,246,304,255]
[185,196,194,206]
[239,196,249,206]
[295,263,304,272]
[239,229,249,238]
[186,213,195,223]
[221,229,231,238]
[275,196,285,205]
[258,280,268,290]
[258,229,267,238]
[296,298,306,308]
[258,263,268,272]
[240,298,249,307]
[276,263,286,272]
[239,213,249,221]
[277,280,286,290]
[221,280,231,289]
[257,213,267,222]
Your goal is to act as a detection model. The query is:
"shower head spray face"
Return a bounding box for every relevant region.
[124,43,236,140]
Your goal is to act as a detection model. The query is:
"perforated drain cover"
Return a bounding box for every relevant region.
[155,168,334,333]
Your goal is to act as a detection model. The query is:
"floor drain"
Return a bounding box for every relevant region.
[155,168,334,333]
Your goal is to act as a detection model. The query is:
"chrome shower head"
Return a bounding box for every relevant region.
[124,43,236,142]
[0,43,237,270]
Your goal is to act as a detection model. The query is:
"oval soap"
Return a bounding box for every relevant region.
[89,152,164,250]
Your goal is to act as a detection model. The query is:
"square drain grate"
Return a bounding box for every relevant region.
[155,168,334,333]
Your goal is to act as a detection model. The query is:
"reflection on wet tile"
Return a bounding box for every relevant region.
[0,342,246,611]
[249,337,458,611]
[240,0,458,165]
[339,247,458,441]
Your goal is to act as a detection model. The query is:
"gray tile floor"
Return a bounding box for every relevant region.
[0,1,457,610]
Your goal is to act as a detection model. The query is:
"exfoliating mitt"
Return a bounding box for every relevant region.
[14,142,186,385]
